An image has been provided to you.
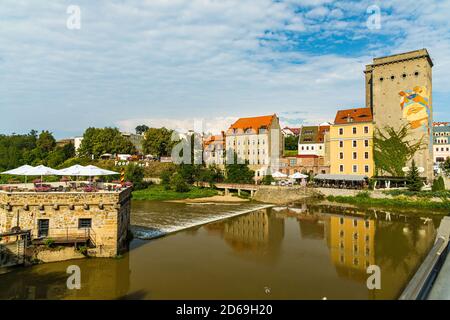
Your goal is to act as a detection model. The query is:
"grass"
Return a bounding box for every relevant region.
[326,192,450,211]
[132,185,218,201]
[284,150,298,157]
[383,189,450,199]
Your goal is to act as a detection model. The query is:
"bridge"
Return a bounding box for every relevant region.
[197,182,259,197]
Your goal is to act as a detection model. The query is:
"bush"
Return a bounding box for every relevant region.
[125,164,146,190]
[160,169,173,190]
[170,172,190,193]
[44,238,55,248]
[261,175,274,185]
[432,176,446,192]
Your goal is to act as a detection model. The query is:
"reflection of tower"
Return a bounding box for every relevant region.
[221,209,284,260]
[326,215,375,281]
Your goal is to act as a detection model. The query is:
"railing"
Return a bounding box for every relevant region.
[33,227,97,247]
[399,216,450,300]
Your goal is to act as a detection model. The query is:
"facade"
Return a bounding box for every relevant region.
[74,136,83,154]
[121,132,144,154]
[433,124,450,163]
[280,155,329,176]
[298,123,331,157]
[203,132,225,166]
[365,49,433,180]
[56,138,75,148]
[0,188,131,258]
[330,108,374,177]
[225,114,283,179]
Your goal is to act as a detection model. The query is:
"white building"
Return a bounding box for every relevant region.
[74,137,83,154]
[298,122,331,157]
[121,132,144,154]
[225,114,283,179]
[433,124,450,163]
[203,133,225,166]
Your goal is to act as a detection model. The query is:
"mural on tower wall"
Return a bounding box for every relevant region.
[399,86,431,132]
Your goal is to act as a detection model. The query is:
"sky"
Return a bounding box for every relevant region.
[1,0,450,139]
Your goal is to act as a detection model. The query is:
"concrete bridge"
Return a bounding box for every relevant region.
[197,182,259,197]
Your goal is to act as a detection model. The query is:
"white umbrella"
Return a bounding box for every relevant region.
[58,164,86,176]
[24,165,62,187]
[1,164,34,175]
[1,164,35,183]
[271,171,287,179]
[289,172,308,179]
[80,165,118,176]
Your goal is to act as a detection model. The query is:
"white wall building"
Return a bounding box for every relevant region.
[433,124,450,163]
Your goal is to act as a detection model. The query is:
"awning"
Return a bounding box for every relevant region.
[314,174,368,182]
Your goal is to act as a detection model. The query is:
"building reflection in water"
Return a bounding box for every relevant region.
[0,253,131,300]
[205,209,284,261]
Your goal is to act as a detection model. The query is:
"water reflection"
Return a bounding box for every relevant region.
[0,201,443,300]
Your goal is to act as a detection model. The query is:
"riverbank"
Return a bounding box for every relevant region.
[324,191,450,212]
[132,185,218,201]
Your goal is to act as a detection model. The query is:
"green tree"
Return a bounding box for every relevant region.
[170,172,190,192]
[36,130,56,154]
[441,157,450,177]
[374,124,425,177]
[284,135,298,151]
[135,125,150,135]
[78,127,136,158]
[407,160,423,192]
[125,164,146,190]
[143,127,176,157]
[225,154,255,184]
[261,175,274,185]
[432,176,446,192]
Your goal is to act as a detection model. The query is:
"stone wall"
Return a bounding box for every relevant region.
[253,186,317,204]
[0,188,131,258]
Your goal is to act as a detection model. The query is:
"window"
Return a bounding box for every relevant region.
[339,217,344,225]
[364,126,369,134]
[340,230,344,238]
[301,146,304,150]
[339,152,344,160]
[353,165,358,173]
[339,141,344,148]
[353,152,357,160]
[353,233,358,240]
[365,220,370,228]
[365,152,369,159]
[414,71,419,76]
[311,146,314,150]
[78,218,92,228]
[365,140,369,147]
[353,127,357,134]
[353,219,358,227]
[365,165,369,173]
[391,75,395,80]
[352,140,357,148]
[289,159,296,166]
[339,165,344,172]
[339,128,343,135]
[319,146,322,150]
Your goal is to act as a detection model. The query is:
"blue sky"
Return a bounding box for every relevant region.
[1,0,449,138]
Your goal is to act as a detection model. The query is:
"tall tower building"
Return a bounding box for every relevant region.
[365,49,433,180]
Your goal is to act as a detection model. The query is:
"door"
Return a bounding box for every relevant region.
[37,219,49,237]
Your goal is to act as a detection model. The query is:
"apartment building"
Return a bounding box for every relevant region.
[298,122,331,157]
[225,114,283,178]
[330,108,374,177]
[203,132,225,166]
[433,123,450,163]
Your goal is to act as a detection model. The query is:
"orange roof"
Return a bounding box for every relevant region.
[203,134,224,147]
[334,108,372,125]
[229,114,275,131]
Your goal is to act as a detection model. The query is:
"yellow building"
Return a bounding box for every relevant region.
[327,215,375,279]
[330,108,374,177]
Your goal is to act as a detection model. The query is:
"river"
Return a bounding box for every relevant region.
[0,200,443,300]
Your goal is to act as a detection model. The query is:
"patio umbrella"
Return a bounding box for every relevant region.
[289,172,308,179]
[271,171,288,179]
[24,165,63,186]
[1,165,35,183]
[77,165,119,186]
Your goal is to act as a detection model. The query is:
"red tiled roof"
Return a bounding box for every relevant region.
[203,134,224,147]
[230,114,275,131]
[334,108,373,125]
[317,125,330,142]
[283,127,301,135]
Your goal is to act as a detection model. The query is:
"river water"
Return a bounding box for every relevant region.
[0,200,443,300]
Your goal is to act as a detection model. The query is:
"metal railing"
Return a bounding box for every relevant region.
[399,216,450,300]
[33,227,97,247]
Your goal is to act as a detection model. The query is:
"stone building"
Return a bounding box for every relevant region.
[365,49,433,180]
[225,114,283,179]
[0,188,131,258]
[280,155,329,176]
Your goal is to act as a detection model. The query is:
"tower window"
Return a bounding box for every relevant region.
[379,77,384,81]
[390,75,395,80]
[414,71,419,76]
[402,73,407,78]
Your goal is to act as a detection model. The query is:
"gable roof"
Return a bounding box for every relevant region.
[334,108,373,125]
[229,114,276,131]
[283,127,301,135]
